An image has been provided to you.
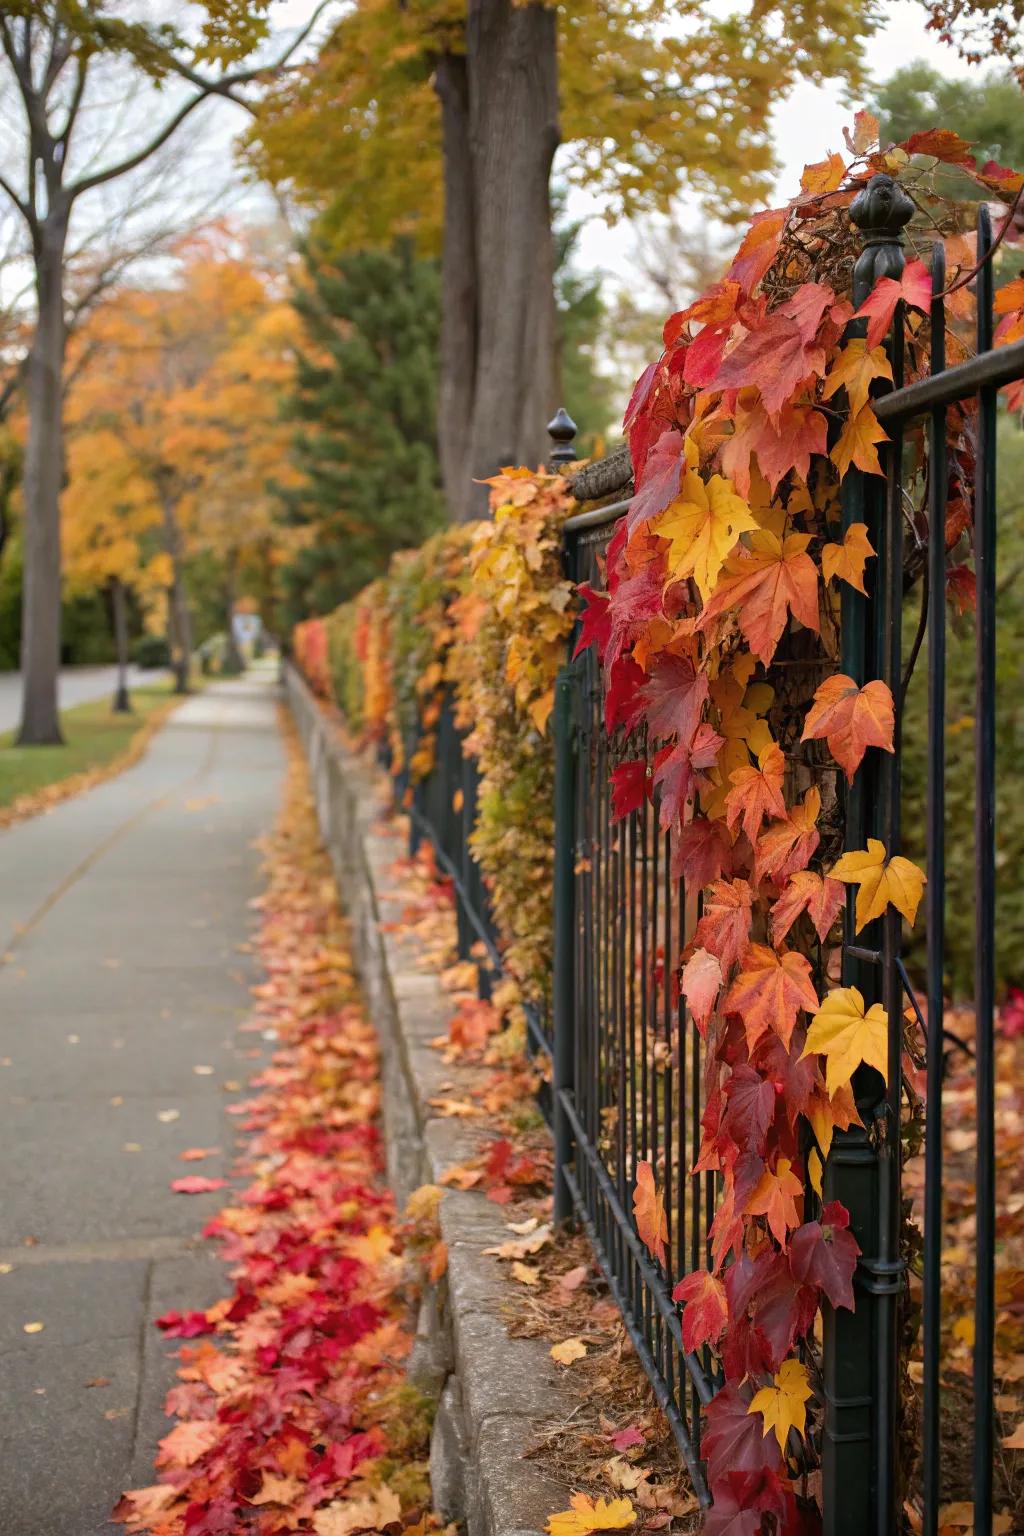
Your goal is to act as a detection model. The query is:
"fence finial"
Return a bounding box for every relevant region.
[547,406,578,470]
[849,172,914,305]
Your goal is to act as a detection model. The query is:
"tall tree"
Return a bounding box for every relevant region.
[278,240,446,627]
[0,2,329,743]
[249,0,882,520]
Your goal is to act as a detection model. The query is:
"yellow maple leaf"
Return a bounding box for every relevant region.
[654,470,759,602]
[801,986,889,1096]
[748,1358,814,1451]
[546,1493,636,1536]
[831,404,888,478]
[820,521,876,595]
[821,340,893,418]
[831,837,926,931]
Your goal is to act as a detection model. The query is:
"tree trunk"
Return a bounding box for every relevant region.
[17,217,69,745]
[111,576,132,712]
[160,492,192,693]
[464,0,559,517]
[222,554,245,675]
[434,50,478,523]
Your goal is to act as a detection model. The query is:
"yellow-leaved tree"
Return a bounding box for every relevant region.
[63,228,297,693]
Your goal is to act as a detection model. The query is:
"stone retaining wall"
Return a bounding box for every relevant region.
[285,666,572,1536]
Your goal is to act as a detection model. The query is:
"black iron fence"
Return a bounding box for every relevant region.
[397,197,1024,1535]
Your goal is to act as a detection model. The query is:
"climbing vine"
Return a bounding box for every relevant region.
[303,472,574,1011]
[576,117,1024,1532]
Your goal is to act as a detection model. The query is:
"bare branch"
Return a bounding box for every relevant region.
[68,1,334,201]
[0,171,34,232]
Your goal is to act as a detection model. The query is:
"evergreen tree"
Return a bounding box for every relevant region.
[278,241,446,628]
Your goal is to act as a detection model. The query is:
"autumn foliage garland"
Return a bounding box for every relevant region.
[575,118,1024,1532]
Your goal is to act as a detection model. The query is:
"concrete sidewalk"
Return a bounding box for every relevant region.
[0,673,285,1536]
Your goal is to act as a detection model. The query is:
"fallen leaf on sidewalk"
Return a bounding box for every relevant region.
[23,1321,44,1334]
[550,1338,587,1365]
[178,1147,220,1161]
[170,1176,227,1195]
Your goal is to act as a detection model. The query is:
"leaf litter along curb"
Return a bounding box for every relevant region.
[372,819,702,1534]
[113,714,441,1536]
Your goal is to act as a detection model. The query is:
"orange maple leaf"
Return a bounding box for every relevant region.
[744,1157,804,1248]
[696,530,820,667]
[722,942,819,1051]
[725,742,786,846]
[770,869,845,945]
[801,152,846,195]
[754,785,821,885]
[821,521,876,594]
[720,394,828,497]
[831,404,888,478]
[633,1159,668,1266]
[801,675,895,782]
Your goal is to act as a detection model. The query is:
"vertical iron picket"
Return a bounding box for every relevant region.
[824,171,914,1536]
[922,240,947,1536]
[972,201,998,1536]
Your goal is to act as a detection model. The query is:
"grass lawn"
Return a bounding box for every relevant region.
[0,680,184,811]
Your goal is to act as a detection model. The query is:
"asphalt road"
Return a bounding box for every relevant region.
[0,673,284,1535]
[0,665,165,733]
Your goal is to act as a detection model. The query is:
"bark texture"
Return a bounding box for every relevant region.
[161,492,193,694]
[465,0,559,516]
[435,51,478,524]
[18,221,69,745]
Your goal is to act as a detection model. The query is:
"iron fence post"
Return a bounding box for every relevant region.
[823,171,913,1536]
[552,658,579,1225]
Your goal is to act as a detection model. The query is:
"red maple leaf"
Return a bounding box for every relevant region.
[604,655,646,732]
[671,1268,729,1354]
[572,583,611,661]
[704,1469,796,1536]
[713,301,827,416]
[693,877,755,975]
[789,1200,861,1311]
[670,815,734,887]
[724,1248,818,1372]
[721,1063,778,1157]
[652,724,722,829]
[627,428,685,532]
[702,1384,784,1486]
[155,1310,215,1338]
[639,652,709,742]
[854,258,932,348]
[171,1176,228,1195]
[611,759,651,822]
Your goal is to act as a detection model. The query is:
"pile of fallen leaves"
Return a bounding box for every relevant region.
[903,1005,1024,1529]
[113,715,437,1536]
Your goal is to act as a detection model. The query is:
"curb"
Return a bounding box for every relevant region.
[286,667,573,1536]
